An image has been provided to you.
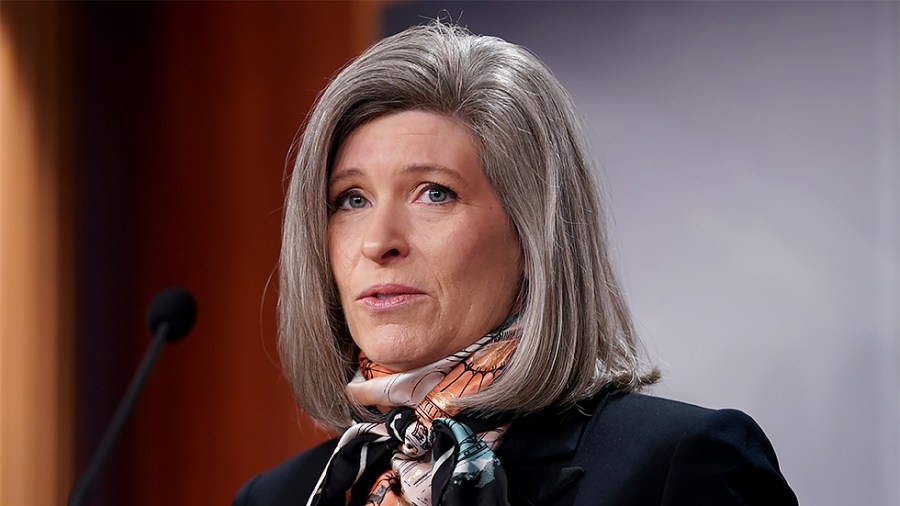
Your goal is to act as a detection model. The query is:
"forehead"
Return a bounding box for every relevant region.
[329,110,482,183]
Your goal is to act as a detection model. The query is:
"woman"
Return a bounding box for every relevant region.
[236,22,797,506]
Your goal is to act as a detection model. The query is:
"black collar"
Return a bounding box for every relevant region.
[495,396,606,506]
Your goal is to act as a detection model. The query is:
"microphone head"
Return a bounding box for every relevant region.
[146,287,196,342]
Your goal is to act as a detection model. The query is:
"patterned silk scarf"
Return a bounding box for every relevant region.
[307,320,520,506]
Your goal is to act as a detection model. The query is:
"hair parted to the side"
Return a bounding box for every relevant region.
[279,21,659,432]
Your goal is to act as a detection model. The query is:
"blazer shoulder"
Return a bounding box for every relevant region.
[233,437,338,506]
[573,392,716,468]
[592,391,710,423]
[572,392,797,505]
[662,406,797,504]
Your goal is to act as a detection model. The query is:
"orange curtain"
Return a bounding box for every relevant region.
[2,2,381,504]
[1,3,75,505]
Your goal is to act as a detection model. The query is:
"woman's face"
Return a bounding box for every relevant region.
[327,110,522,372]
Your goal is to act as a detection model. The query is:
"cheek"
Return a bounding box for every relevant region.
[326,226,353,292]
[480,223,523,298]
[438,215,521,285]
[477,212,520,260]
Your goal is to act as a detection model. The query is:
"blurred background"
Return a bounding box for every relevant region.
[1,1,897,505]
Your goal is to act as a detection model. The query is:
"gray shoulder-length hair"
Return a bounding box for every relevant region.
[280,21,658,432]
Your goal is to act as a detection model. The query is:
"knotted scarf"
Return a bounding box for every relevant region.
[307,320,520,506]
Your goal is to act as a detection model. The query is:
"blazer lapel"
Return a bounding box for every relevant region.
[496,402,595,506]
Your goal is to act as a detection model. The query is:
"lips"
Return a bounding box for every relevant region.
[357,283,426,311]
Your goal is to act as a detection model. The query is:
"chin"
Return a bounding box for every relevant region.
[353,326,431,371]
[364,350,428,372]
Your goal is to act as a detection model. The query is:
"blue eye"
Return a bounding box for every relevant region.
[418,184,457,204]
[426,188,448,203]
[336,192,368,210]
[347,195,367,208]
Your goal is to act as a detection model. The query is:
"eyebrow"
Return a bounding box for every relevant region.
[328,163,467,187]
[328,167,364,187]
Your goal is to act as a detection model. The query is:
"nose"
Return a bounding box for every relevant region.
[360,203,409,263]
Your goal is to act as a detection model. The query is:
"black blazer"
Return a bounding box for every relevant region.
[234,392,797,505]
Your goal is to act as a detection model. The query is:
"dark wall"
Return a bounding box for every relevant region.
[72,3,375,503]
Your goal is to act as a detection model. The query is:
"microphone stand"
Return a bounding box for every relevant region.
[67,321,170,506]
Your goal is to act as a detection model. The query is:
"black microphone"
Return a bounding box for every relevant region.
[68,287,196,506]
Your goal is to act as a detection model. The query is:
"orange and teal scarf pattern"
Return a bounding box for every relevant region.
[307,320,520,506]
